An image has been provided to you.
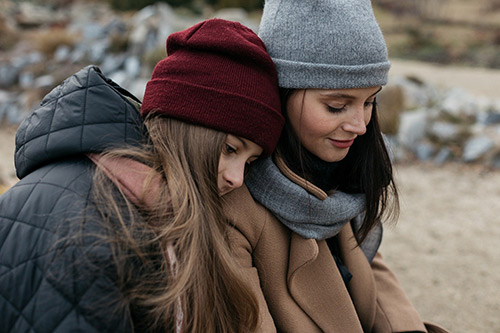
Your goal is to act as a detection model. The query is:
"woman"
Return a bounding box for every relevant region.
[223,1,450,332]
[0,19,284,332]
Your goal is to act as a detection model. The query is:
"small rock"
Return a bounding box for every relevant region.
[462,136,494,162]
[398,109,429,150]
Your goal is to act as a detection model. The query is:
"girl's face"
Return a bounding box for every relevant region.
[287,86,381,162]
[218,134,263,196]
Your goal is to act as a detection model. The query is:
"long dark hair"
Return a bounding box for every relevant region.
[275,88,399,243]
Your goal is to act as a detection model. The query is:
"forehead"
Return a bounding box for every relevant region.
[226,134,263,153]
[316,86,382,98]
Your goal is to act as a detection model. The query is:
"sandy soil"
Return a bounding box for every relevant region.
[384,60,500,332]
[1,59,500,332]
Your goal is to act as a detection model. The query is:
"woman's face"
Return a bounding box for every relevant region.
[218,134,262,196]
[286,86,381,162]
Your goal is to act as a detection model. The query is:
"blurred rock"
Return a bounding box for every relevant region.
[441,87,478,118]
[415,141,436,161]
[15,2,65,28]
[0,64,19,87]
[377,85,404,134]
[428,121,462,144]
[462,136,495,162]
[34,75,55,90]
[391,75,437,110]
[434,147,453,165]
[398,109,428,150]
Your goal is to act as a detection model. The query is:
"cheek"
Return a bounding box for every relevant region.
[298,111,336,142]
[288,105,326,140]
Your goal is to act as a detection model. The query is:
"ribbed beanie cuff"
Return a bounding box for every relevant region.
[272,58,390,89]
[143,78,284,155]
[258,0,391,89]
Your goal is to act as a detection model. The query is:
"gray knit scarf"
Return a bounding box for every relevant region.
[245,157,382,262]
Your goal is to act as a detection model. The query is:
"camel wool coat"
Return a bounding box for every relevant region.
[223,159,450,333]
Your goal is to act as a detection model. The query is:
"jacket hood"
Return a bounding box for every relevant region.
[15,66,144,179]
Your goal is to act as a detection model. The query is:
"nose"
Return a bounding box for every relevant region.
[342,106,367,136]
[223,163,245,190]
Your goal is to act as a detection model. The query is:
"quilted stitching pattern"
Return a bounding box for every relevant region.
[15,65,143,179]
[1,66,140,332]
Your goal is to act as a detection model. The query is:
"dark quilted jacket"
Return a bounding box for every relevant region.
[0,66,144,332]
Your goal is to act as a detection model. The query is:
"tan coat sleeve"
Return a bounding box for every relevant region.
[371,252,428,332]
[225,188,277,333]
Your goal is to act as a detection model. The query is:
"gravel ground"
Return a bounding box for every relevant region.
[383,162,500,332]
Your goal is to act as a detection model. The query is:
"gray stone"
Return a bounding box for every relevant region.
[462,136,495,162]
[34,75,55,89]
[89,39,110,63]
[0,64,19,87]
[391,76,437,110]
[128,78,148,101]
[397,109,429,150]
[19,72,35,89]
[100,54,127,76]
[415,142,436,161]
[108,70,130,89]
[124,56,141,78]
[54,45,71,63]
[441,87,478,118]
[0,90,12,122]
[428,121,461,143]
[434,148,453,165]
[482,111,500,125]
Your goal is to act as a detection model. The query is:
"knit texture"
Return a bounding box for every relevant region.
[142,18,284,156]
[258,0,391,89]
[246,157,365,238]
[245,157,382,262]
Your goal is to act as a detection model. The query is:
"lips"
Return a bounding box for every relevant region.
[329,138,355,149]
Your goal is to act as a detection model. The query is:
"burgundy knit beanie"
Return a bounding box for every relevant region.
[141,18,284,156]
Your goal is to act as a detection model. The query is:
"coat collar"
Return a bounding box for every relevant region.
[274,154,328,200]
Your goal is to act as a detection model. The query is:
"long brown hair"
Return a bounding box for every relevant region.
[92,116,259,332]
[276,88,399,243]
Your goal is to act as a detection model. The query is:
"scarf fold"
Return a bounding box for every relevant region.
[245,157,381,262]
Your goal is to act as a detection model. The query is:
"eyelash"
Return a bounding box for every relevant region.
[327,99,377,113]
[224,144,236,154]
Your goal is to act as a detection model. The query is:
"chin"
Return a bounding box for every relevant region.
[318,152,348,163]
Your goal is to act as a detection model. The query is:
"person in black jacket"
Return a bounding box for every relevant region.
[0,19,284,332]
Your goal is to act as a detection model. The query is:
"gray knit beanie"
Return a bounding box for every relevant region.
[258,0,391,89]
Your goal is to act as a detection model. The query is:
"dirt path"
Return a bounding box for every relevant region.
[390,59,500,100]
[383,163,500,332]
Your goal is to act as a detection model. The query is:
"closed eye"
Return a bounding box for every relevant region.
[327,105,346,113]
[224,143,237,154]
[365,98,377,108]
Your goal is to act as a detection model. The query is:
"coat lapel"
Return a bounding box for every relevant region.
[287,233,364,332]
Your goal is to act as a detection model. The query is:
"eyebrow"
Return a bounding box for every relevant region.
[234,136,248,149]
[319,87,383,99]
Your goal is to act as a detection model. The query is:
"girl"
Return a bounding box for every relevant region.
[0,19,283,332]
[223,1,450,332]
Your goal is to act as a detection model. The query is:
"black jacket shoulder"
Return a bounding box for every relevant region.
[1,66,143,332]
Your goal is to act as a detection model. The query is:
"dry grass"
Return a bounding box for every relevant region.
[30,28,78,56]
[375,0,500,68]
[0,18,19,51]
